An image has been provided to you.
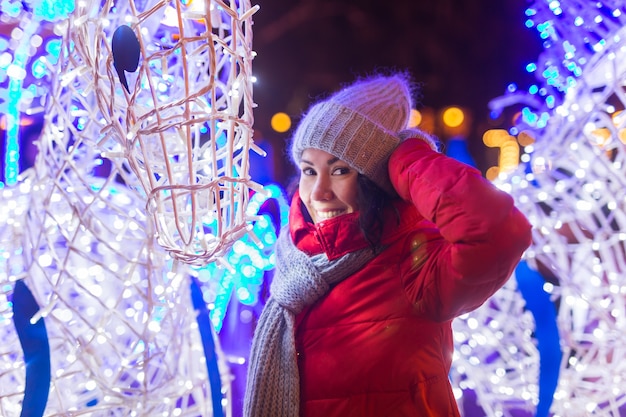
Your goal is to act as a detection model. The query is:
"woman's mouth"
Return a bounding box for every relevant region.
[316,209,345,220]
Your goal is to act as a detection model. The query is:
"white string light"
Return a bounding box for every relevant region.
[452,3,626,416]
[0,0,259,414]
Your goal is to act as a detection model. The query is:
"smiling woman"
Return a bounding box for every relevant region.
[242,72,532,417]
[298,149,359,224]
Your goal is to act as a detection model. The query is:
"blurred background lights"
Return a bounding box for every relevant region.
[408,108,422,128]
[483,129,511,148]
[442,106,464,128]
[270,112,291,133]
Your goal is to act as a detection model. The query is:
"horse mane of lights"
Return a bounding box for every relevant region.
[0,0,279,415]
[452,1,626,416]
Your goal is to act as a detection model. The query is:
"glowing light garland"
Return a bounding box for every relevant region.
[453,1,626,416]
[198,183,289,332]
[491,1,626,133]
[0,0,262,415]
[0,0,72,187]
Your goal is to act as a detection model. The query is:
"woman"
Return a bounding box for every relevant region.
[244,73,532,417]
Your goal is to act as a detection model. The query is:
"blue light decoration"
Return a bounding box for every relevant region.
[514,261,561,417]
[0,0,73,187]
[492,1,626,133]
[195,183,290,332]
[190,277,225,417]
[12,280,51,417]
[31,0,75,22]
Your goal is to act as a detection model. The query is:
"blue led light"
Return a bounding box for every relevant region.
[522,107,539,125]
[3,24,34,186]
[542,66,560,88]
[45,39,62,64]
[1,0,22,17]
[537,21,556,40]
[548,1,560,12]
[32,0,75,22]
[536,112,550,128]
[0,0,67,186]
[563,41,576,59]
[195,183,290,332]
[565,76,577,89]
[592,39,606,52]
[525,8,537,17]
[31,57,48,79]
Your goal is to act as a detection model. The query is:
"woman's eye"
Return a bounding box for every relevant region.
[332,167,350,175]
[301,167,316,176]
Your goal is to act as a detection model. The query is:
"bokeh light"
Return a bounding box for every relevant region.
[270,111,291,133]
[442,106,464,128]
[408,108,422,128]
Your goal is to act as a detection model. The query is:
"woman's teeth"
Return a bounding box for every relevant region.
[317,210,344,220]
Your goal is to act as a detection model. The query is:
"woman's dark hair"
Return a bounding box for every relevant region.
[356,174,398,248]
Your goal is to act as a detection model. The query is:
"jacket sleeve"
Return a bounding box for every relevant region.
[388,138,532,320]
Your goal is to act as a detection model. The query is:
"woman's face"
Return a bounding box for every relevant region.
[298,148,359,224]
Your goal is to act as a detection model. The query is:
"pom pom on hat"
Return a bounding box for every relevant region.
[290,73,414,195]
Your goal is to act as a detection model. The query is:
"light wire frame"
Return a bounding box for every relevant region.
[87,0,263,266]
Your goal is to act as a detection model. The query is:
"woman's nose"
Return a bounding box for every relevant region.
[311,176,333,201]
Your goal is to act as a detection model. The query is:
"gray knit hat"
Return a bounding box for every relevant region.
[290,74,413,194]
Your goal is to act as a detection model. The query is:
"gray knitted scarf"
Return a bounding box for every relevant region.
[243,226,378,417]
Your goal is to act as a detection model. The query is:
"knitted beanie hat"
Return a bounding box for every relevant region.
[290,74,413,194]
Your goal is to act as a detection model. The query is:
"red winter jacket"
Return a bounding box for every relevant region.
[291,138,532,417]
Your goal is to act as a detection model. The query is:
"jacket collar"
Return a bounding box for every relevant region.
[288,191,423,261]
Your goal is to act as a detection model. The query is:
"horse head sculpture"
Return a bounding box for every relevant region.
[0,0,260,415]
[48,0,261,265]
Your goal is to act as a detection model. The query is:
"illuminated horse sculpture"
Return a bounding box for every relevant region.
[0,0,260,415]
[452,2,626,416]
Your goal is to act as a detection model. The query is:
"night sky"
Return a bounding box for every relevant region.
[249,0,543,183]
[0,0,544,186]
